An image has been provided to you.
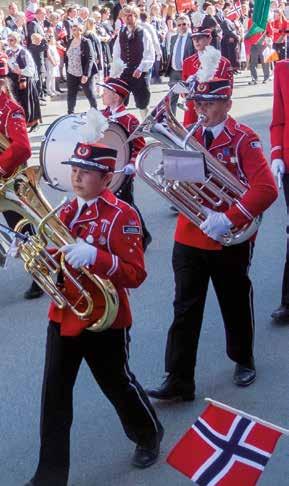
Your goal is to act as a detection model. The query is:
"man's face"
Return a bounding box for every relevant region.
[193,35,211,51]
[71,167,112,200]
[194,99,232,127]
[123,11,137,28]
[176,19,189,34]
[70,8,77,19]
[9,3,18,16]
[36,10,46,22]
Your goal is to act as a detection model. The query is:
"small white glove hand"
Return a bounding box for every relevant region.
[200,208,233,241]
[123,163,136,176]
[271,159,285,177]
[60,240,97,269]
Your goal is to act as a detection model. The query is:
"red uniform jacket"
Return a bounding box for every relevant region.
[175,116,278,250]
[0,91,31,178]
[102,104,145,165]
[270,60,289,171]
[182,53,233,127]
[269,18,288,43]
[49,189,147,336]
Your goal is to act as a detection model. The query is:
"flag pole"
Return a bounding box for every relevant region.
[205,398,289,436]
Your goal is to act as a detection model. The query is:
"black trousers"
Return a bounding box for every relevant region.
[66,73,97,114]
[32,322,162,486]
[280,174,289,305]
[121,69,150,110]
[115,176,151,244]
[165,241,255,382]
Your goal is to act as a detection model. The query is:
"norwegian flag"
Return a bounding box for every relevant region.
[226,0,242,21]
[167,401,285,485]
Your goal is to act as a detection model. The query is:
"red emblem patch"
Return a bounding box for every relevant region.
[75,144,92,159]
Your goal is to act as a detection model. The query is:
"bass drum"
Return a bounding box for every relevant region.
[40,113,130,193]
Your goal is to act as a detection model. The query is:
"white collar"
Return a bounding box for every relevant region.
[77,196,98,210]
[202,118,226,140]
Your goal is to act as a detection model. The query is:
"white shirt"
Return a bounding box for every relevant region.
[69,196,98,229]
[141,21,162,59]
[171,33,188,71]
[113,25,155,73]
[202,119,226,140]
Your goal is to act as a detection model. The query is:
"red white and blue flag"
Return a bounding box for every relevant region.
[167,401,285,485]
[226,0,242,21]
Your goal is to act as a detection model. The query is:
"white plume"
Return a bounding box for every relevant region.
[196,46,221,83]
[110,57,127,78]
[80,108,109,143]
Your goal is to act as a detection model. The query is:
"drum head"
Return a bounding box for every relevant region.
[40,114,130,193]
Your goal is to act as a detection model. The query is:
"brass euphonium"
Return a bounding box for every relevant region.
[0,166,119,331]
[129,82,261,246]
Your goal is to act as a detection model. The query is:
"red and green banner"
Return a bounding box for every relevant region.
[245,0,271,39]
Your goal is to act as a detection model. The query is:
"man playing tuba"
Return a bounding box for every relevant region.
[24,141,163,486]
[147,78,277,402]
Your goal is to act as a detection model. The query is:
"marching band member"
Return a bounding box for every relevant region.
[182,26,233,128]
[270,60,289,322]
[0,76,43,299]
[24,142,163,486]
[100,76,152,250]
[147,78,277,402]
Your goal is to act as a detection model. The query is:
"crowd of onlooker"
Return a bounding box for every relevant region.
[0,0,289,128]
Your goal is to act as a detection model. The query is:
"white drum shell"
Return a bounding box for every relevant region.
[40,113,130,193]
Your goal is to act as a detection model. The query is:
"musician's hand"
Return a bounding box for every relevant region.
[132,68,142,79]
[123,163,136,175]
[200,208,233,241]
[60,240,97,269]
[271,158,285,177]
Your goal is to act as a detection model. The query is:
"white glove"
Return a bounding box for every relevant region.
[271,158,285,177]
[60,240,97,269]
[200,208,233,241]
[123,163,136,176]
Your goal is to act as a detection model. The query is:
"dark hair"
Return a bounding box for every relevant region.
[140,12,148,21]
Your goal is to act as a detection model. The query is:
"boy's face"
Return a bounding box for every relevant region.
[102,87,122,107]
[71,167,113,200]
[194,99,232,127]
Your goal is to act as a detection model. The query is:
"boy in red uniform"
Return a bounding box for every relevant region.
[147,78,277,402]
[25,142,163,486]
[270,60,289,321]
[182,27,233,128]
[100,76,152,250]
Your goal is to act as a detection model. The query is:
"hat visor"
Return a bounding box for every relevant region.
[187,94,230,101]
[61,159,114,172]
[95,81,117,94]
[192,32,211,37]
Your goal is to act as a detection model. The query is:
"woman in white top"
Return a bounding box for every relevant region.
[6,31,41,131]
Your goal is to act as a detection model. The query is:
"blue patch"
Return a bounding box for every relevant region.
[250,141,262,149]
[123,226,141,235]
[223,148,230,156]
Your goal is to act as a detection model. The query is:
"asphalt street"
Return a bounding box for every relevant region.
[0,70,289,486]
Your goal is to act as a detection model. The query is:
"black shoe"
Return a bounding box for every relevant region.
[131,428,164,468]
[24,281,44,300]
[143,233,152,252]
[271,304,289,321]
[248,79,257,85]
[233,359,256,387]
[146,374,195,401]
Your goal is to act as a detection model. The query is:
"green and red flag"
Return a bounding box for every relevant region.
[245,0,271,39]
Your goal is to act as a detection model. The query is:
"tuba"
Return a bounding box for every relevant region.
[0,166,119,332]
[129,82,261,246]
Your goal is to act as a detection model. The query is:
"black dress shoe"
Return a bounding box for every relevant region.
[146,374,195,401]
[271,305,289,321]
[131,428,164,468]
[24,281,44,300]
[234,360,256,387]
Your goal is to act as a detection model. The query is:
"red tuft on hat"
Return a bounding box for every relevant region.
[188,78,232,101]
[62,142,117,172]
[0,54,8,77]
[191,26,212,37]
[101,77,130,98]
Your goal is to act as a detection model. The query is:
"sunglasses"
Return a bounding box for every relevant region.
[177,22,187,26]
[7,38,16,42]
